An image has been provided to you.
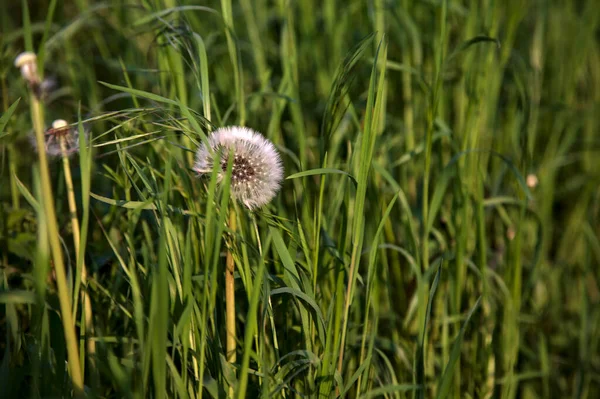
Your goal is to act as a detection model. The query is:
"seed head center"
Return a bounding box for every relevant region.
[46,127,71,138]
[221,155,258,183]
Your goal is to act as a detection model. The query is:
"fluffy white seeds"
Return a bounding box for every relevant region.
[194,126,284,209]
[526,173,539,188]
[30,119,86,158]
[14,52,40,85]
[52,119,69,129]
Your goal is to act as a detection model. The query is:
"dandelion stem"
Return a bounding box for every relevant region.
[30,97,84,396]
[60,137,96,379]
[226,206,237,391]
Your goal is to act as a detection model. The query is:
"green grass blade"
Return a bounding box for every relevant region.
[435,297,482,399]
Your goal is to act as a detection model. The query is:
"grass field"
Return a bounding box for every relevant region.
[1,0,599,398]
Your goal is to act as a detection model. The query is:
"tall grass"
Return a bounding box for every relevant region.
[1,1,599,398]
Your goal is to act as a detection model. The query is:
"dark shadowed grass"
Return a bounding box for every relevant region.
[1,0,599,398]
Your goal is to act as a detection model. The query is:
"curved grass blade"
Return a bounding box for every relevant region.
[286,168,357,186]
[435,296,482,399]
[416,262,442,399]
[0,98,21,140]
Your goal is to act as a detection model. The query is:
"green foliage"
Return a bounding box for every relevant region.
[1,0,599,398]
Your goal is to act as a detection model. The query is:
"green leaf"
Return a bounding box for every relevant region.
[446,35,500,63]
[8,232,37,260]
[270,226,324,346]
[0,290,36,304]
[286,168,357,186]
[270,287,326,340]
[320,32,375,160]
[416,262,442,399]
[0,98,21,140]
[99,81,180,106]
[133,5,218,27]
[14,173,40,213]
[90,192,201,216]
[435,296,482,399]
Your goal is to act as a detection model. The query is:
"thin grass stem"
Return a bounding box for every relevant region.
[30,97,84,396]
[60,137,96,379]
[226,206,238,395]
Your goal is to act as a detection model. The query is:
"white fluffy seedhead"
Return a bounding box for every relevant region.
[52,119,68,129]
[14,51,40,85]
[30,119,87,158]
[194,126,284,209]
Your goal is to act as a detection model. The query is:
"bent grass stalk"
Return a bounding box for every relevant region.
[226,206,237,395]
[30,98,84,395]
[60,136,96,376]
[337,37,387,377]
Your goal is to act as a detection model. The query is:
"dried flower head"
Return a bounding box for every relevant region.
[194,126,284,209]
[526,173,539,189]
[30,119,86,158]
[14,52,55,99]
[14,51,40,86]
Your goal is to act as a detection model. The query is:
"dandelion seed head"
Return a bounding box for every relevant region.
[526,174,538,188]
[52,119,68,129]
[194,126,284,210]
[29,119,87,158]
[14,51,40,85]
[507,227,516,241]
